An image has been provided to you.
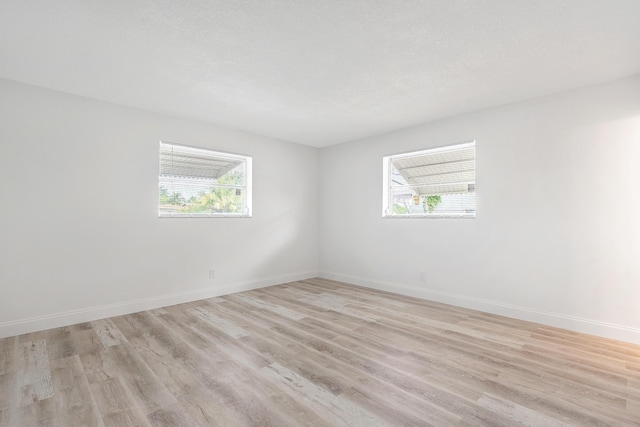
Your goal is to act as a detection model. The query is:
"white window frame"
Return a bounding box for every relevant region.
[158,142,252,218]
[382,141,476,219]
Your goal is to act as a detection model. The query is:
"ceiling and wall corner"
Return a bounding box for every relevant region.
[1,0,639,147]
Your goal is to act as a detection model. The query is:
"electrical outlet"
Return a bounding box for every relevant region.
[419,272,426,281]
[209,269,216,279]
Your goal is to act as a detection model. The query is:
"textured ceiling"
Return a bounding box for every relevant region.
[1,1,639,147]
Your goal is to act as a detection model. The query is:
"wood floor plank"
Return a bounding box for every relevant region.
[476,393,574,427]
[0,336,18,375]
[136,352,242,427]
[17,340,53,407]
[151,305,215,352]
[18,397,56,427]
[91,319,129,348]
[0,337,19,427]
[189,306,251,339]
[103,343,186,418]
[230,293,307,321]
[18,322,102,364]
[49,355,104,427]
[2,278,640,426]
[86,375,150,427]
[261,362,392,427]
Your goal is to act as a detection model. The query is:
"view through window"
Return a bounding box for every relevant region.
[159,142,252,217]
[383,141,476,218]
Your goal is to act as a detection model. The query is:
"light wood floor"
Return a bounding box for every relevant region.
[1,278,639,426]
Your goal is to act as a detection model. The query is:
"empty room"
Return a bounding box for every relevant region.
[1,1,640,426]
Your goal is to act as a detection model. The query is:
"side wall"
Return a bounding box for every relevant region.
[319,75,640,344]
[0,79,319,337]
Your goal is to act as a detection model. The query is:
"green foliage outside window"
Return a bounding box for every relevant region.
[423,195,442,213]
[392,203,408,214]
[159,171,245,214]
[389,195,442,215]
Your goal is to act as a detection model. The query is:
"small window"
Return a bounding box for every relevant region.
[383,141,475,218]
[159,142,252,217]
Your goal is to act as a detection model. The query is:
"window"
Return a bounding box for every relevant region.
[159,142,252,217]
[382,141,475,218]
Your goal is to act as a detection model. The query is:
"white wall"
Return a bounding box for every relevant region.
[0,79,319,337]
[3,76,640,344]
[319,75,640,344]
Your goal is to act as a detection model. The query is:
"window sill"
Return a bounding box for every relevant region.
[382,214,475,219]
[159,213,252,218]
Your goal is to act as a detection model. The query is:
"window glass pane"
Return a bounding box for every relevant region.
[384,141,475,218]
[159,142,251,217]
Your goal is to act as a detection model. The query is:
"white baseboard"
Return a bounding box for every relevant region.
[319,271,640,346]
[0,271,318,339]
